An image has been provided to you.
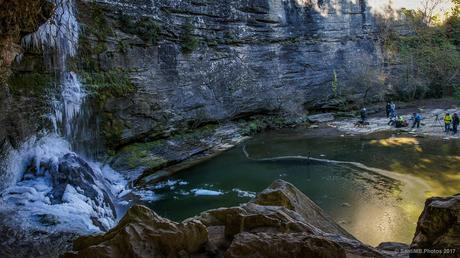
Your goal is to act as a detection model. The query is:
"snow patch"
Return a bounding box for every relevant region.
[153,179,189,190]
[191,189,224,196]
[133,190,162,202]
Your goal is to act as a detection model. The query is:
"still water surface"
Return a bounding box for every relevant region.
[135,129,460,246]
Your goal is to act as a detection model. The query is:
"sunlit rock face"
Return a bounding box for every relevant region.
[411,195,460,253]
[74,0,384,148]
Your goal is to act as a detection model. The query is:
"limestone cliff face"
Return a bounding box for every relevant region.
[0,0,386,157]
[74,0,383,149]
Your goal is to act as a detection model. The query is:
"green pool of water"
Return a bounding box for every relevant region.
[134,129,460,246]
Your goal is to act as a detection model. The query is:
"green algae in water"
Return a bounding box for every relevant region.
[132,130,460,246]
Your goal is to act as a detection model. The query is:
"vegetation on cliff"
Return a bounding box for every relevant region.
[379,0,460,100]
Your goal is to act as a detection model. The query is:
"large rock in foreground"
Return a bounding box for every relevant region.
[411,195,460,254]
[63,180,385,258]
[64,205,208,258]
[252,179,355,239]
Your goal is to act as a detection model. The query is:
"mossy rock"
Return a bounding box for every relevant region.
[110,124,219,171]
[117,14,161,45]
[7,72,55,97]
[113,140,168,170]
[100,112,126,149]
[80,69,135,104]
[240,115,308,136]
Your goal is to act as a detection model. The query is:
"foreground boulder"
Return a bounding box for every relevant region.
[63,180,385,257]
[63,205,208,258]
[410,195,460,254]
[252,180,355,239]
[225,232,347,258]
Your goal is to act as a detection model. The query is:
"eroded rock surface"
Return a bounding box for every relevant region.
[411,195,460,252]
[63,180,386,258]
[63,205,208,258]
[225,232,348,258]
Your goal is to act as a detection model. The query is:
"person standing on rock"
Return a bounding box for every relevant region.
[390,102,396,115]
[360,107,367,123]
[386,102,392,118]
[411,112,422,129]
[444,113,452,132]
[452,113,459,134]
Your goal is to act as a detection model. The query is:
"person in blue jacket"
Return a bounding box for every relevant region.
[411,112,422,129]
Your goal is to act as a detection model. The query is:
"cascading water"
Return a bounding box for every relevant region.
[0,0,128,234]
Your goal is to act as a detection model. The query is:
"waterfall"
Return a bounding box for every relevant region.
[22,0,84,141]
[52,71,86,138]
[0,0,128,233]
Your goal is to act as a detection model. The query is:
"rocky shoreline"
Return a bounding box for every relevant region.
[330,107,460,139]
[117,102,460,190]
[110,115,310,187]
[62,180,460,258]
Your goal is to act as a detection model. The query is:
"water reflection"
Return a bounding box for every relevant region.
[135,129,460,246]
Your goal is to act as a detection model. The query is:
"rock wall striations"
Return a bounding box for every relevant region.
[73,0,383,149]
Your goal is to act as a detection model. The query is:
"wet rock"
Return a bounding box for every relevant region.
[111,123,245,185]
[37,214,60,226]
[410,195,460,252]
[63,205,208,258]
[36,153,117,231]
[0,211,76,258]
[49,154,114,213]
[308,113,335,123]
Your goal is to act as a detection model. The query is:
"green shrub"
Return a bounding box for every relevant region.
[117,13,161,44]
[181,22,199,53]
[136,17,161,44]
[380,6,460,99]
[7,72,54,96]
[80,69,135,104]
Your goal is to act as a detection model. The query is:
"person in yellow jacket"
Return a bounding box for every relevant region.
[444,113,452,132]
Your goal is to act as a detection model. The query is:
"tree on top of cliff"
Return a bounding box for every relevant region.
[377,0,460,100]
